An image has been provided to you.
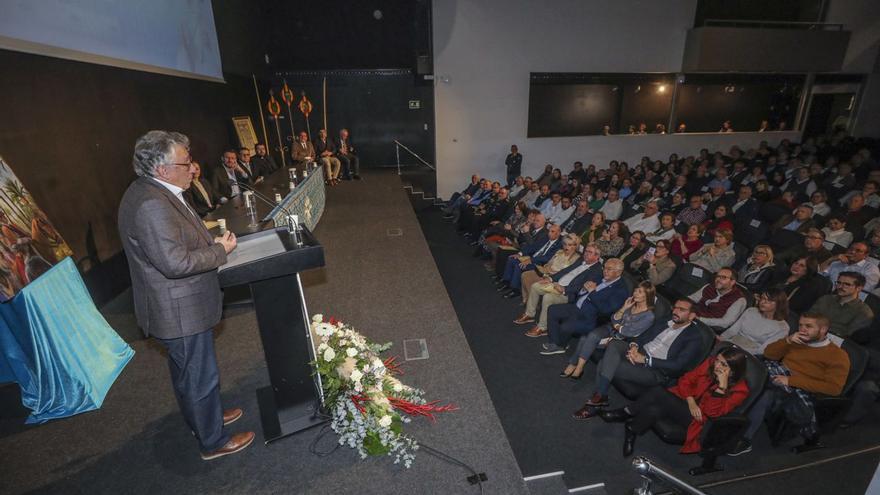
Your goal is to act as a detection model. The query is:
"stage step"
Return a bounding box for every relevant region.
[524,471,608,495]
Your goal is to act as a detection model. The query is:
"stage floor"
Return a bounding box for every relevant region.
[0,170,526,495]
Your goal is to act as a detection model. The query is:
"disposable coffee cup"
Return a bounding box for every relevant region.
[275,193,283,203]
[217,218,227,233]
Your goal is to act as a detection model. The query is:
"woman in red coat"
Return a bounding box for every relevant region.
[599,346,750,456]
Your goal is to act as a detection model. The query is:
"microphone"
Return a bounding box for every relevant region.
[233,181,300,235]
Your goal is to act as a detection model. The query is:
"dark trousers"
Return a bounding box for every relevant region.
[547,303,593,346]
[597,340,668,392]
[338,154,360,177]
[627,386,693,435]
[156,329,229,452]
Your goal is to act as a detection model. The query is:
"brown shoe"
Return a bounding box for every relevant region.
[524,326,547,338]
[513,313,535,325]
[584,393,609,407]
[223,408,243,427]
[201,431,255,460]
[572,404,600,421]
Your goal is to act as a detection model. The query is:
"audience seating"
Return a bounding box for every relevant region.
[658,263,713,301]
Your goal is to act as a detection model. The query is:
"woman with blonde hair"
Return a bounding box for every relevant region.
[738,245,775,293]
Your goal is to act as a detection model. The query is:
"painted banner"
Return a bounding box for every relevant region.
[0,156,73,301]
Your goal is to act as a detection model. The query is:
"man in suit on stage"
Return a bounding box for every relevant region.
[118,130,254,460]
[337,128,360,180]
[291,131,316,173]
[184,161,221,217]
[209,149,252,200]
[315,129,341,185]
[251,142,278,176]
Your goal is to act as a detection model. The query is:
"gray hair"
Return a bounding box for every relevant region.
[132,130,189,178]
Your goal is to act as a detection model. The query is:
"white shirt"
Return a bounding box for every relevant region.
[549,205,575,226]
[558,261,598,287]
[822,227,853,249]
[224,167,241,197]
[623,212,660,234]
[599,199,623,220]
[152,178,196,217]
[644,321,687,361]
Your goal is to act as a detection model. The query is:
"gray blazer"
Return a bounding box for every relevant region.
[118,177,227,339]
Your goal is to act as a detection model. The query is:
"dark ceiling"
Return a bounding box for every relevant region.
[212,0,431,76]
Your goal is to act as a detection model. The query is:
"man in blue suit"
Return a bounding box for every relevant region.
[540,258,630,355]
[573,298,705,416]
[500,224,562,297]
[494,213,548,281]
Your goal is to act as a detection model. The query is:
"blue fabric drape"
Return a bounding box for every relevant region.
[0,257,134,423]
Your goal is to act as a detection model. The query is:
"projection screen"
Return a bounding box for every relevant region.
[0,0,224,82]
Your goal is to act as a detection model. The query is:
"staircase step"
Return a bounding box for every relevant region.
[566,482,608,494]
[524,471,568,495]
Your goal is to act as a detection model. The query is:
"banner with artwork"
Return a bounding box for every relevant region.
[0,156,73,301]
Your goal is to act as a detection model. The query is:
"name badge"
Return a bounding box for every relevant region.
[691,267,704,278]
[749,219,761,228]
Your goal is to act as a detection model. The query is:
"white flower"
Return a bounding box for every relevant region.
[312,314,323,323]
[393,383,403,392]
[372,358,384,369]
[315,323,335,337]
[318,343,327,353]
[378,415,393,428]
[346,347,358,358]
[323,347,336,362]
[350,368,363,382]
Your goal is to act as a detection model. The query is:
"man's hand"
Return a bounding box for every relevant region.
[214,231,237,254]
[771,375,789,387]
[552,282,563,293]
[627,347,646,364]
[787,333,807,345]
[583,281,598,292]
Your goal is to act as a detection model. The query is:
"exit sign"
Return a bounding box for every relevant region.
[408,100,421,109]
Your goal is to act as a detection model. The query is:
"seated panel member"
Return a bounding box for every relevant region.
[183,161,221,217]
[573,298,705,416]
[337,128,360,180]
[291,131,316,173]
[209,149,251,200]
[315,129,341,185]
[539,258,629,355]
[251,142,277,176]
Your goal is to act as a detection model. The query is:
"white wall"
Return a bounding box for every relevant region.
[433,0,706,197]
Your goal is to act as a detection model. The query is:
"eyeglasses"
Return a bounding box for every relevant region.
[168,157,193,168]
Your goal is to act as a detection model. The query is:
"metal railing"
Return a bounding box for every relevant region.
[703,19,844,31]
[394,140,435,176]
[632,457,708,495]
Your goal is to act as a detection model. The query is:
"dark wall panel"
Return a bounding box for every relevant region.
[0,49,261,264]
[676,82,799,132]
[528,84,618,138]
[619,81,674,133]
[272,71,435,167]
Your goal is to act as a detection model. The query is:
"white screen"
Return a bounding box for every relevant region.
[0,0,224,82]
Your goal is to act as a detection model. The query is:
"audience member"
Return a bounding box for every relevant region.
[670,224,705,261]
[518,233,580,302]
[599,346,750,456]
[560,281,656,379]
[184,161,220,217]
[315,129,341,185]
[689,268,747,330]
[821,213,853,249]
[719,288,789,355]
[599,188,623,221]
[515,243,604,337]
[820,242,880,292]
[738,245,775,293]
[573,298,704,416]
[776,228,832,265]
[677,196,708,226]
[772,204,815,234]
[733,313,849,456]
[809,272,874,342]
[689,229,736,273]
[623,202,661,234]
[540,258,630,355]
[505,145,522,186]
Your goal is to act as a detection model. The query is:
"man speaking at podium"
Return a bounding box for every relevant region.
[118,130,255,460]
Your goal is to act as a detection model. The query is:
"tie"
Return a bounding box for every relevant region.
[576,290,590,308]
[176,192,197,218]
[536,240,553,257]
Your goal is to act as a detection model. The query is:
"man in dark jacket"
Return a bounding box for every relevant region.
[505,145,522,186]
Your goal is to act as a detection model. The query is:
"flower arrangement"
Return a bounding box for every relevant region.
[310,315,456,467]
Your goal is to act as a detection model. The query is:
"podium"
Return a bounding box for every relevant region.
[217,226,327,443]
